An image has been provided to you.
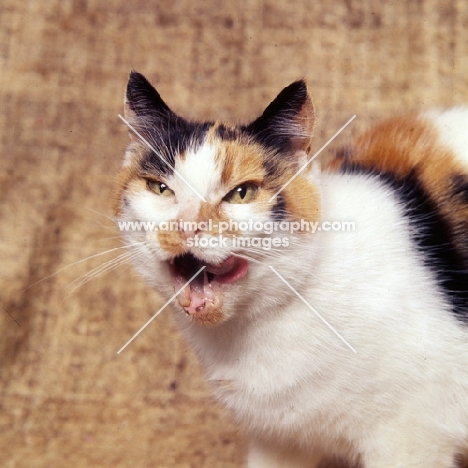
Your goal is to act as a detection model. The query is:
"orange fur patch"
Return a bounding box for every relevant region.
[282,175,321,227]
[326,115,464,198]
[216,141,266,188]
[197,202,241,236]
[190,306,226,327]
[326,115,434,174]
[113,166,138,217]
[327,115,460,187]
[290,92,315,153]
[157,229,186,257]
[114,139,152,217]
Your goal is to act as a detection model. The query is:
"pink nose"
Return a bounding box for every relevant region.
[177,208,201,241]
[181,228,198,240]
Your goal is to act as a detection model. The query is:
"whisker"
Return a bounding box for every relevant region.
[66,252,135,291]
[24,242,145,291]
[88,220,119,233]
[233,252,270,267]
[80,205,118,225]
[90,235,128,242]
[63,247,146,298]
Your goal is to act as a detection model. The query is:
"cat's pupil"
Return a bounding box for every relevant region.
[160,183,167,193]
[237,185,247,199]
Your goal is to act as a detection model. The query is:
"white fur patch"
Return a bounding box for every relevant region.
[174,142,222,201]
[425,107,468,169]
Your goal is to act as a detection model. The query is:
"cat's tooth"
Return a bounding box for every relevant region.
[177,282,191,308]
[203,274,215,303]
[173,274,191,308]
[178,293,191,308]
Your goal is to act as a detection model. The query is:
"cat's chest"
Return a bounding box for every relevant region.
[197,319,369,444]
[191,306,356,409]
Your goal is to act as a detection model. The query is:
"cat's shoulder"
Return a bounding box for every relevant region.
[326,108,468,232]
[325,108,468,321]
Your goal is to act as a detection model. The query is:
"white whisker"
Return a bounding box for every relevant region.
[80,205,118,224]
[63,247,146,298]
[24,242,145,291]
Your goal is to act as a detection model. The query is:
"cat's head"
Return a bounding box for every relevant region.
[115,71,321,326]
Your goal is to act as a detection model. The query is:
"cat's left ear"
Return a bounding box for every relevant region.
[244,80,315,155]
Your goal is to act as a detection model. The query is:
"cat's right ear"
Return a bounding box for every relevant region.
[123,71,175,139]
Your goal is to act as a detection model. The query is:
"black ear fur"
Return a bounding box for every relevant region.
[243,80,315,154]
[125,71,175,121]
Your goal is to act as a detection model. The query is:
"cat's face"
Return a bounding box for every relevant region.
[115,72,320,326]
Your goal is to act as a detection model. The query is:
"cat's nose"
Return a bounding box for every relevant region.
[177,207,202,240]
[180,227,198,240]
[179,223,201,240]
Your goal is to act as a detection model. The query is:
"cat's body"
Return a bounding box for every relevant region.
[116,72,468,467]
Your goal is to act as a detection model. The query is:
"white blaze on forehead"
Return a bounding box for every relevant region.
[174,142,222,200]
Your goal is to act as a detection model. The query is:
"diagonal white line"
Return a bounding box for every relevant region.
[118,114,207,202]
[268,115,356,202]
[268,266,357,354]
[117,266,206,354]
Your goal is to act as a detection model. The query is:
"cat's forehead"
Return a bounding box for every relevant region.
[207,123,266,186]
[173,137,221,199]
[140,122,268,198]
[137,120,212,176]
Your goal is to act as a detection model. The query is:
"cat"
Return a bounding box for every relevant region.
[115,71,468,468]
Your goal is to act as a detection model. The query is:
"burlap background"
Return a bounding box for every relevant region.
[1,1,468,467]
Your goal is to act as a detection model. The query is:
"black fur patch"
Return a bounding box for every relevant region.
[140,149,174,176]
[216,124,240,141]
[271,193,286,222]
[451,174,468,203]
[342,163,468,323]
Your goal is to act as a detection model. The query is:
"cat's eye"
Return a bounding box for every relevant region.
[147,180,175,198]
[223,183,258,204]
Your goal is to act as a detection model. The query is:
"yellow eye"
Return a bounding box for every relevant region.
[223,183,258,204]
[147,180,175,198]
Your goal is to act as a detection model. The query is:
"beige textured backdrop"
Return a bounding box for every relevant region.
[1,1,468,467]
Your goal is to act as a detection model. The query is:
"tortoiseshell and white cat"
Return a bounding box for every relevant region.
[115,71,468,467]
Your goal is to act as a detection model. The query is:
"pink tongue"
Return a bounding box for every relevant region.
[205,256,248,284]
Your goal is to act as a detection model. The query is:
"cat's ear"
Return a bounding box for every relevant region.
[124,71,176,137]
[244,80,315,154]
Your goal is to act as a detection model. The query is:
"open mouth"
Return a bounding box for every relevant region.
[169,253,248,322]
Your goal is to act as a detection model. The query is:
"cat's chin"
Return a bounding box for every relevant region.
[169,253,248,327]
